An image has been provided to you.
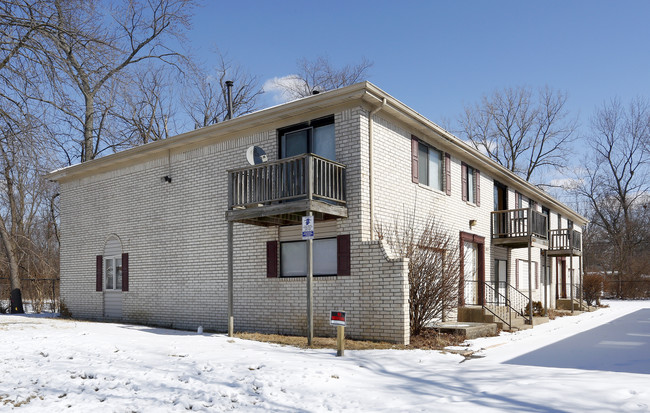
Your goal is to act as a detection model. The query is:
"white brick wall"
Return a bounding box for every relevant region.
[365,109,581,312]
[58,100,582,345]
[60,106,410,344]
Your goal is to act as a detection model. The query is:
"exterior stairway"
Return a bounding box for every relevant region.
[458,281,550,331]
[556,298,591,311]
[458,306,531,332]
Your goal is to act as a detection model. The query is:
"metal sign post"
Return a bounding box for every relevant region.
[227,221,233,337]
[303,215,314,346]
[330,311,346,357]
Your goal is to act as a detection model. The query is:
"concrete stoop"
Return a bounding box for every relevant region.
[432,322,498,340]
[557,298,591,311]
[458,306,532,332]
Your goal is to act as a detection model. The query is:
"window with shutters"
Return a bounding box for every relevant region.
[99,236,129,291]
[418,141,443,191]
[462,163,480,205]
[280,238,337,277]
[411,136,450,194]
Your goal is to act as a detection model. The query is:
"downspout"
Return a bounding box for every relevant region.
[368,98,387,241]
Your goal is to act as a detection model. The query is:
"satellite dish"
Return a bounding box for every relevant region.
[246,145,268,165]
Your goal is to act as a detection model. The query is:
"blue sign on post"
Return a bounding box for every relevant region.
[302,216,314,240]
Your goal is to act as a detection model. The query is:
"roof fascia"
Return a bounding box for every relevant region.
[360,83,588,225]
[45,82,370,182]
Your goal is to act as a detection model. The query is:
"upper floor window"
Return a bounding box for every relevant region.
[462,163,480,205]
[418,142,443,191]
[542,206,550,217]
[494,181,507,211]
[279,115,335,161]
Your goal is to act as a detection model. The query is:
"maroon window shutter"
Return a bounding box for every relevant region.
[267,241,278,278]
[96,255,103,292]
[475,169,481,206]
[461,163,468,201]
[515,259,519,289]
[411,136,419,183]
[121,253,129,292]
[337,234,351,276]
[445,153,451,195]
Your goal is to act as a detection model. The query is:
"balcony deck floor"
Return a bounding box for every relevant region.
[226,199,347,226]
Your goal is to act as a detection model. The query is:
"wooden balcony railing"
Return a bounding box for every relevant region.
[549,228,582,252]
[491,208,548,240]
[228,153,346,210]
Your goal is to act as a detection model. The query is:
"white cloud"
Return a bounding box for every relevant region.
[262,75,303,105]
[550,177,582,190]
[462,139,495,156]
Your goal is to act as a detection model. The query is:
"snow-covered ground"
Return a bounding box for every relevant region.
[1,300,649,412]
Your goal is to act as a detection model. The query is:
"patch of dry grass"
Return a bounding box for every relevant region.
[547,309,571,320]
[235,329,465,351]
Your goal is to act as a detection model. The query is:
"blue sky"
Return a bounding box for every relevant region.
[189,0,649,135]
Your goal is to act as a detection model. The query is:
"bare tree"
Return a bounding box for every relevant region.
[459,86,577,185]
[0,99,57,313]
[575,97,650,298]
[34,0,195,162]
[182,53,263,128]
[111,65,178,147]
[0,1,60,312]
[376,212,460,336]
[271,56,373,100]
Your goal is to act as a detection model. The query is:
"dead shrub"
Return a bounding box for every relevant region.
[376,211,461,336]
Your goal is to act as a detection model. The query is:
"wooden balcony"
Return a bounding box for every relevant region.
[226,153,347,226]
[491,208,549,249]
[547,228,582,256]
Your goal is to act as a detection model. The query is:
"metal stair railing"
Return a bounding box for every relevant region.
[505,282,533,325]
[482,281,512,329]
[463,280,533,328]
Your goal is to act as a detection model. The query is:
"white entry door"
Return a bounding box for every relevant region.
[495,259,507,304]
[464,242,478,305]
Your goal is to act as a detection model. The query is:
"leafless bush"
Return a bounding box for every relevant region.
[376,212,460,336]
[582,273,604,306]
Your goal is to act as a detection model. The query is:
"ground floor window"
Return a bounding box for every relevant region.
[105,256,123,290]
[281,238,337,277]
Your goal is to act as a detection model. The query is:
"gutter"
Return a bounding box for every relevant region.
[368,98,386,241]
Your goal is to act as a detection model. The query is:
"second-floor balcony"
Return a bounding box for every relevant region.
[491,208,549,249]
[225,153,347,226]
[547,228,582,256]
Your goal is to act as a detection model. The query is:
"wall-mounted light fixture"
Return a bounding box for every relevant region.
[469,219,477,228]
[163,176,172,183]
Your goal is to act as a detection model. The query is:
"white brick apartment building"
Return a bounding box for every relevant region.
[47,82,587,345]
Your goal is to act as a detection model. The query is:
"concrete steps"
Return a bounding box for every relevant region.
[557,298,591,311]
[458,306,531,332]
